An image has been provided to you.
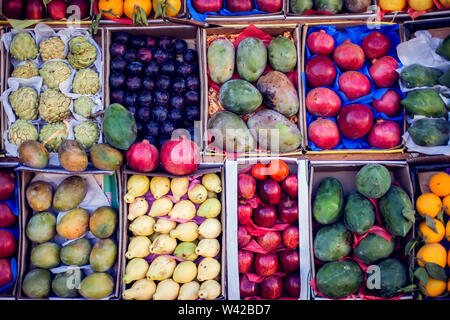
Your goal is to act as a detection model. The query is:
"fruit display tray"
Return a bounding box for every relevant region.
[16,168,123,300]
[200,25,305,161]
[120,165,227,300]
[224,158,309,300]
[308,161,416,300]
[300,21,408,154]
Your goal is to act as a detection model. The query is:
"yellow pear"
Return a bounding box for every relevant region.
[153,218,177,234]
[198,218,222,239]
[171,177,189,202]
[128,197,149,221]
[153,279,180,300]
[148,197,173,217]
[123,279,156,300]
[125,175,150,204]
[202,173,222,193]
[170,222,199,242]
[129,216,155,236]
[178,281,200,300]
[168,200,196,220]
[150,177,170,199]
[125,236,151,259]
[123,258,149,284]
[146,256,176,281]
[199,280,221,300]
[188,184,208,204]
[149,234,177,255]
[197,198,221,218]
[195,239,220,258]
[173,261,198,284]
[197,258,221,282]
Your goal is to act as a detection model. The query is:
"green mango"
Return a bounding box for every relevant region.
[315,0,343,13]
[290,0,313,14]
[26,212,56,243]
[368,258,408,298]
[354,233,395,265]
[207,111,256,153]
[408,118,450,147]
[236,37,267,82]
[79,272,114,299]
[436,35,450,60]
[18,140,49,169]
[400,64,443,88]
[52,271,79,298]
[316,261,364,299]
[89,144,124,171]
[356,164,391,199]
[219,79,262,115]
[268,37,297,73]
[438,69,450,87]
[256,71,299,117]
[343,191,375,235]
[208,38,235,85]
[53,176,87,212]
[103,103,137,150]
[60,238,92,266]
[379,185,414,237]
[89,206,117,239]
[89,239,117,272]
[247,109,302,153]
[31,242,61,269]
[22,269,51,298]
[314,223,352,262]
[313,177,344,225]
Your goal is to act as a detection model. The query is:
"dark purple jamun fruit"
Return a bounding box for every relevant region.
[185,90,200,106]
[109,73,126,88]
[145,36,157,48]
[159,136,170,149]
[138,90,153,108]
[126,76,142,92]
[168,108,183,125]
[138,48,152,63]
[154,90,170,106]
[153,48,169,64]
[172,77,186,94]
[137,106,152,122]
[110,57,127,73]
[142,135,158,146]
[143,77,155,91]
[127,106,137,117]
[113,32,129,45]
[160,61,175,77]
[136,120,144,135]
[127,61,144,76]
[183,49,197,63]
[110,88,124,104]
[185,105,200,121]
[186,76,200,91]
[152,106,168,122]
[161,120,176,137]
[177,62,192,78]
[183,119,194,128]
[131,35,146,48]
[170,95,185,110]
[173,39,188,54]
[190,63,199,76]
[144,121,160,137]
[123,92,138,108]
[124,49,137,62]
[145,61,160,77]
[156,76,171,91]
[110,43,126,58]
[158,36,172,50]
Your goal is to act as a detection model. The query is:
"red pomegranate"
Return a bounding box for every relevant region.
[372,90,401,117]
[306,30,335,56]
[308,118,340,150]
[0,203,16,228]
[306,56,337,88]
[160,136,200,176]
[333,40,365,71]
[369,56,399,88]
[337,104,374,139]
[362,31,391,60]
[0,259,13,288]
[368,120,402,149]
[338,71,371,101]
[126,140,159,173]
[306,87,341,117]
[0,230,16,258]
[0,171,15,201]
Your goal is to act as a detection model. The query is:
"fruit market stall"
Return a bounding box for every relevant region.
[17,167,122,299]
[120,166,226,300]
[0,163,21,300]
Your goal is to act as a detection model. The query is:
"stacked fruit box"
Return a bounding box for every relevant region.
[121,167,226,300]
[17,168,122,300]
[286,0,376,19]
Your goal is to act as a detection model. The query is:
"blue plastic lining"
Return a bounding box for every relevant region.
[187,0,270,22]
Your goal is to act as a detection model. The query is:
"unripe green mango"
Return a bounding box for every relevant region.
[89,239,117,272]
[61,238,92,266]
[26,212,56,243]
[31,242,61,269]
[219,79,262,115]
[236,37,267,82]
[52,271,79,298]
[22,269,51,298]
[53,176,87,212]
[79,272,114,299]
[268,37,297,73]
[208,38,235,85]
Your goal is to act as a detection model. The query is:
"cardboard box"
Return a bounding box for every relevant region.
[285,0,375,20]
[301,21,407,155]
[104,26,204,151]
[0,162,21,300]
[201,25,305,161]
[16,168,123,300]
[308,161,415,300]
[187,1,285,23]
[120,165,227,300]
[1,26,105,157]
[403,17,450,44]
[225,157,310,300]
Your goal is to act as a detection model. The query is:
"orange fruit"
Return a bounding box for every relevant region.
[418,219,445,243]
[408,0,434,10]
[443,195,450,216]
[420,278,447,297]
[429,172,450,197]
[152,0,181,17]
[380,0,406,10]
[98,0,124,19]
[416,193,442,218]
[439,0,450,7]
[448,279,450,292]
[124,0,152,19]
[416,243,447,268]
[446,221,450,242]
[448,249,450,268]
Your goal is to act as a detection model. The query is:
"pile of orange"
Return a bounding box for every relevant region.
[379,0,450,11]
[98,0,181,20]
[415,172,450,297]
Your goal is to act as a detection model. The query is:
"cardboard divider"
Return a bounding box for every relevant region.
[403,16,450,40]
[0,162,21,300]
[104,26,204,152]
[308,161,416,300]
[284,0,375,20]
[200,24,305,162]
[225,157,309,300]
[16,168,123,300]
[120,165,227,300]
[300,21,407,155]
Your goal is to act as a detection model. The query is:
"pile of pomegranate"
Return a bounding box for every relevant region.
[237,160,300,300]
[305,28,403,150]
